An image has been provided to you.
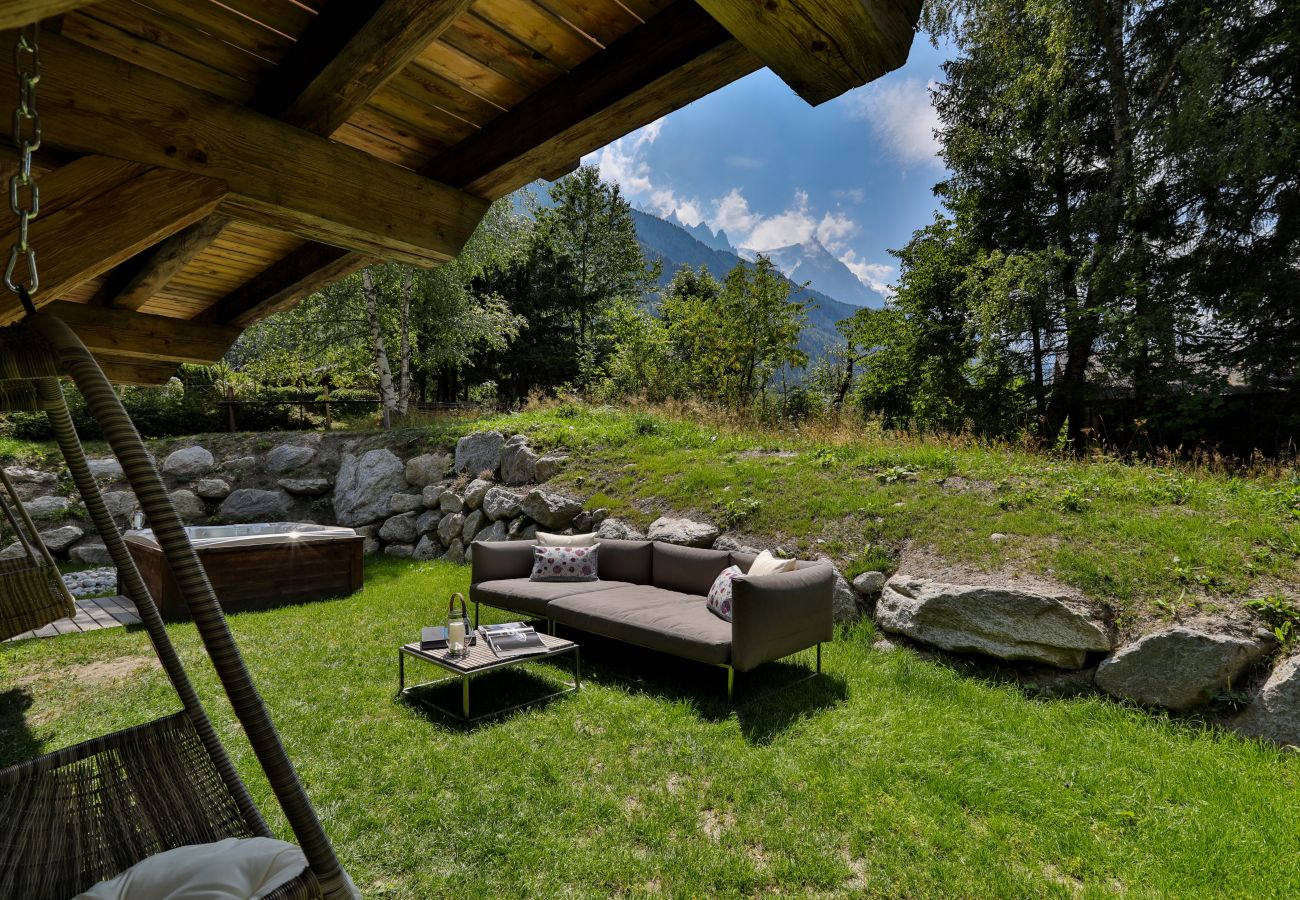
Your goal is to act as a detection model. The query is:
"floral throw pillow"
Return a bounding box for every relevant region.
[530,544,599,582]
[705,565,743,622]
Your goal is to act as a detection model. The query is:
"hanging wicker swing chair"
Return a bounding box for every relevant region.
[0,25,355,900]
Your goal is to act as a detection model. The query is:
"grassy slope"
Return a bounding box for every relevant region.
[3,558,1297,898]
[453,406,1300,629]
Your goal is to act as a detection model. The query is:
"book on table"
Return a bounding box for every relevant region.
[479,622,548,658]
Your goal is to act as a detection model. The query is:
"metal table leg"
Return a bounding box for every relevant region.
[461,674,471,720]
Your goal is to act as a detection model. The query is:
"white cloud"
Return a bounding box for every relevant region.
[719,188,860,253]
[840,250,896,297]
[724,154,765,169]
[843,77,942,166]
[712,188,759,236]
[588,118,708,226]
[833,187,866,204]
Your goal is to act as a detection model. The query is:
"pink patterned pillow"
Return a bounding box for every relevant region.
[530,544,600,582]
[705,565,743,622]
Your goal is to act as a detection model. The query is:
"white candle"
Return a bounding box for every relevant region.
[448,620,466,653]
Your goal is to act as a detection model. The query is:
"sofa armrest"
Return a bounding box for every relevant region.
[730,562,834,672]
[470,540,536,585]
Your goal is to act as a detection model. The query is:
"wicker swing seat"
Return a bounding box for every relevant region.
[0,464,77,641]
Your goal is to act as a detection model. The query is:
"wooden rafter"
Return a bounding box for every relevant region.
[0,1,93,29]
[100,216,230,310]
[0,30,488,265]
[0,156,226,326]
[45,300,242,365]
[202,244,373,328]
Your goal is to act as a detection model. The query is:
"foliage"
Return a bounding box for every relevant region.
[1243,594,1300,651]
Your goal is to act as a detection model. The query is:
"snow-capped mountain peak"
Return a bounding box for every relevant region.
[738,239,878,307]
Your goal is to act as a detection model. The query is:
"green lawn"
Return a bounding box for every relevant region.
[3,558,1297,898]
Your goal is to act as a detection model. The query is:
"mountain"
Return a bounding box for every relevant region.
[739,239,880,308]
[630,208,860,363]
[666,211,736,255]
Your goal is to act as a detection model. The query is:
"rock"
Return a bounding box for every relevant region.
[40,525,85,555]
[421,484,443,508]
[990,533,1008,543]
[222,456,258,477]
[572,511,593,533]
[333,449,407,526]
[463,478,493,510]
[25,495,73,520]
[103,491,136,521]
[831,569,859,623]
[500,439,539,485]
[412,535,440,560]
[454,431,504,476]
[476,520,508,543]
[534,452,569,482]
[508,518,537,541]
[169,489,207,522]
[4,466,56,484]
[1095,626,1274,712]
[219,489,292,524]
[405,453,450,487]
[265,444,316,475]
[195,478,231,500]
[384,543,415,559]
[415,509,442,536]
[482,487,524,522]
[520,490,582,530]
[162,446,214,479]
[279,478,332,497]
[437,512,465,546]
[440,538,465,564]
[438,489,464,514]
[1233,656,1300,747]
[597,518,645,541]
[647,516,719,548]
[70,540,113,566]
[379,512,420,544]
[713,534,760,554]
[87,458,123,479]
[462,509,487,543]
[61,567,118,598]
[876,576,1112,670]
[389,493,424,514]
[590,508,609,526]
[852,571,887,599]
[362,537,380,556]
[0,542,25,559]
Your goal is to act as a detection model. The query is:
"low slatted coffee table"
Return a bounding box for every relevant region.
[398,633,581,723]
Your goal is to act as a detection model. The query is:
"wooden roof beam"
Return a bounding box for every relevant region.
[0,156,226,326]
[202,243,373,328]
[251,0,474,137]
[694,0,923,106]
[421,0,763,199]
[45,300,242,365]
[92,356,182,387]
[0,1,94,29]
[99,216,230,310]
[0,30,489,265]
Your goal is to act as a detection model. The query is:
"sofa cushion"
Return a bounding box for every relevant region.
[537,531,597,547]
[530,544,599,582]
[748,549,797,576]
[471,578,632,617]
[705,565,742,622]
[597,538,653,583]
[651,542,733,596]
[549,585,732,666]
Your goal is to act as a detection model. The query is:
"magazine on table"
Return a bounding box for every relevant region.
[479,622,547,658]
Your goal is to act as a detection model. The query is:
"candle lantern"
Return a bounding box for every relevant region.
[447,592,471,658]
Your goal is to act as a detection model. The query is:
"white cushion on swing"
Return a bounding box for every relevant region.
[75,836,309,900]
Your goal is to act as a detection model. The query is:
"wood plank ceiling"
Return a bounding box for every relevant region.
[0,0,922,383]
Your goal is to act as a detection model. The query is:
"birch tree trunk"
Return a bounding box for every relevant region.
[362,268,396,430]
[396,270,412,416]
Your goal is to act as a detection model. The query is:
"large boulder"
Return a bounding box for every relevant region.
[852,571,887,600]
[1232,656,1300,747]
[389,493,424,514]
[441,538,465,565]
[482,487,523,522]
[534,452,569,483]
[597,518,646,541]
[41,525,85,555]
[195,478,231,500]
[476,520,508,544]
[713,534,759,554]
[379,512,420,545]
[500,437,539,485]
[333,449,407,526]
[647,517,719,549]
[520,490,582,530]
[265,444,316,475]
[279,478,332,497]
[4,466,55,485]
[69,540,112,566]
[876,576,1112,669]
[412,535,440,560]
[421,484,443,509]
[1095,626,1273,712]
[463,478,493,510]
[438,489,464,515]
[508,517,537,541]
[219,489,291,524]
[87,458,123,479]
[415,509,442,536]
[26,495,74,520]
[461,509,487,543]
[384,543,415,559]
[162,446,214,479]
[437,512,465,546]
[405,453,450,487]
[454,431,504,476]
[169,489,207,523]
[103,491,136,521]
[830,569,859,623]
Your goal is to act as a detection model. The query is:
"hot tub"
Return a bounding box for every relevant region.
[123,523,364,618]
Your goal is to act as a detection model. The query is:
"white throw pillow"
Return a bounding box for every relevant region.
[75,837,321,900]
[537,531,598,547]
[747,549,797,577]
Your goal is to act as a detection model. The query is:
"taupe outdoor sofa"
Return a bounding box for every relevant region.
[469,539,834,699]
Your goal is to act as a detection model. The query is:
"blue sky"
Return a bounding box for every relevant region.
[583,33,953,301]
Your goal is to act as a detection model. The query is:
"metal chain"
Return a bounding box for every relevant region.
[5,22,40,304]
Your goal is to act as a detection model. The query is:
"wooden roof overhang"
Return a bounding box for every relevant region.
[0,0,922,384]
